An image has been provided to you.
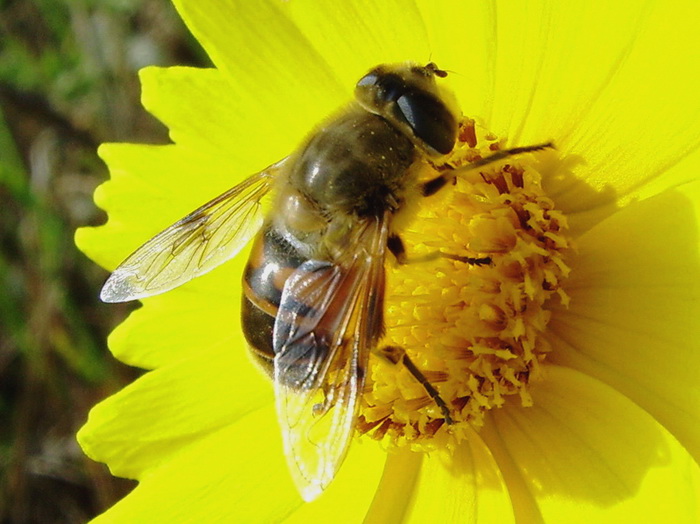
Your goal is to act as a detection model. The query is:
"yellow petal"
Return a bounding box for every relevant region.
[559,0,700,203]
[487,365,700,524]
[172,0,344,132]
[363,450,423,524]
[468,1,652,143]
[390,0,523,125]
[104,260,245,369]
[78,350,271,479]
[283,0,431,89]
[468,1,700,220]
[91,406,302,523]
[90,405,385,523]
[404,432,517,524]
[633,142,700,204]
[281,441,386,523]
[548,180,700,462]
[139,67,290,165]
[77,143,252,270]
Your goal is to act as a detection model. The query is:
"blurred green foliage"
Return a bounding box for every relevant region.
[0,1,208,521]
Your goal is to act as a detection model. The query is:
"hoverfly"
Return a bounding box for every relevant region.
[101,62,550,500]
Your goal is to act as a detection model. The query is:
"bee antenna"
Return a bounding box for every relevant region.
[425,62,449,78]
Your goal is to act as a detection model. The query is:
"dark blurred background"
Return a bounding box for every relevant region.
[0,1,209,521]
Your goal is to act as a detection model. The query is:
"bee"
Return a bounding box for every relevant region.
[101,62,550,501]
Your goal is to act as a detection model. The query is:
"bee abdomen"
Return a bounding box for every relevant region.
[241,224,307,373]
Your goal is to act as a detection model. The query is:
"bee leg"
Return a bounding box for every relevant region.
[422,141,555,197]
[421,168,455,196]
[387,234,407,264]
[439,253,491,266]
[389,233,490,267]
[376,345,454,425]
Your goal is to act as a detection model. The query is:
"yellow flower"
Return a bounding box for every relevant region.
[77,0,700,522]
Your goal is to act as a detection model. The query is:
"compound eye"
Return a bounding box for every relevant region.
[357,71,407,109]
[356,72,379,89]
[394,92,457,155]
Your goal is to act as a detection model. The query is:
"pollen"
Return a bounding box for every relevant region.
[358,118,572,449]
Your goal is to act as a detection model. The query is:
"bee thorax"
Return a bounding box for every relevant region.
[291,109,417,218]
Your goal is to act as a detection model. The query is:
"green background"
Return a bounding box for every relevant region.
[0,1,209,521]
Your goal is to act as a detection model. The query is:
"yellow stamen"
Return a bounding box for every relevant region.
[360,119,571,449]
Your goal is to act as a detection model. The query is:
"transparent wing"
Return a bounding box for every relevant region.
[100,158,289,303]
[272,215,389,501]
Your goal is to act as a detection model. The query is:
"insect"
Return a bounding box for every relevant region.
[101,62,550,501]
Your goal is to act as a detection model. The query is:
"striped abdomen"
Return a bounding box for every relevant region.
[241,223,308,375]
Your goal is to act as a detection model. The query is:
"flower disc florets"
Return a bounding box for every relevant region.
[358,119,572,450]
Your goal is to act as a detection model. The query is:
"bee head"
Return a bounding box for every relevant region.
[355,62,459,157]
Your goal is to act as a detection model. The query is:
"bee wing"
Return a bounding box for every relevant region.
[100,158,290,303]
[272,216,389,501]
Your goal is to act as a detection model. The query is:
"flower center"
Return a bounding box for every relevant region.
[358,118,572,449]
